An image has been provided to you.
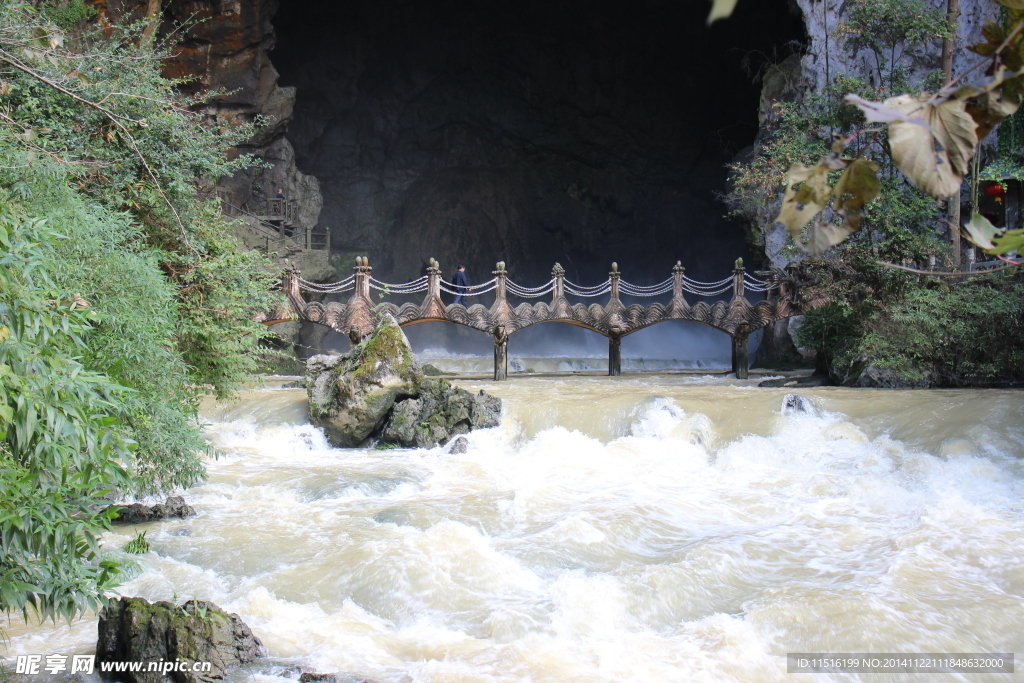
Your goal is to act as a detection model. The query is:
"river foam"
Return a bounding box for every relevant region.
[3,375,1023,682]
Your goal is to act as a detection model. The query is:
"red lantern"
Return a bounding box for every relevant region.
[985,183,1006,199]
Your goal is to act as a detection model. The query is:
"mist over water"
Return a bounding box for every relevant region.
[4,373,1023,683]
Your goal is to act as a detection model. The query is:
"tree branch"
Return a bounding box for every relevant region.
[876,260,1021,275]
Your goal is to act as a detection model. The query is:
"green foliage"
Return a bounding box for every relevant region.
[836,0,953,93]
[0,202,133,625]
[41,0,96,31]
[0,1,281,627]
[798,271,1024,385]
[123,531,150,555]
[726,0,949,262]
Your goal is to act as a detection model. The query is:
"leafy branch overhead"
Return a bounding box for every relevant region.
[776,0,1024,256]
[776,136,881,256]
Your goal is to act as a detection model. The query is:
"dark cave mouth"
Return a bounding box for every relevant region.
[269,0,806,284]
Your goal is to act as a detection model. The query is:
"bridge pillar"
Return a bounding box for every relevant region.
[732,257,745,300]
[551,262,565,303]
[671,261,686,307]
[608,327,622,377]
[731,332,749,379]
[493,325,508,381]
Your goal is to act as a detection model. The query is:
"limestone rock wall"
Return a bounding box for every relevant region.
[98,0,323,235]
[746,0,992,268]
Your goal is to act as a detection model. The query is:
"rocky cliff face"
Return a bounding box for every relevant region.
[98,0,323,236]
[745,0,991,269]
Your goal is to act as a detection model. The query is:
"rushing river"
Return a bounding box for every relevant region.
[4,366,1024,682]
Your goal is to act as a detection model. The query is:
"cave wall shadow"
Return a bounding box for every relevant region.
[271,0,805,285]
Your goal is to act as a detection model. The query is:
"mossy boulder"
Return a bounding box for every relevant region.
[306,314,420,446]
[97,597,264,683]
[380,379,502,448]
[305,315,501,448]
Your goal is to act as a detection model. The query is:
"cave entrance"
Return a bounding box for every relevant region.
[270,0,805,285]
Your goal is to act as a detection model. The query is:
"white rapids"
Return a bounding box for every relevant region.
[3,370,1024,683]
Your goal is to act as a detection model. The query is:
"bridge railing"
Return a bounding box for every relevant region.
[282,256,781,380]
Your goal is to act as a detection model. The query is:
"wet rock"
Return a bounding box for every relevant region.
[781,394,819,416]
[299,674,379,683]
[97,597,265,683]
[448,436,470,454]
[110,497,196,525]
[306,315,420,447]
[421,363,452,376]
[169,527,193,537]
[380,379,501,449]
[305,315,501,448]
[843,356,932,389]
[758,374,833,388]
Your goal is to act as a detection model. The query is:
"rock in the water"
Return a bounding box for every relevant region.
[421,363,452,376]
[110,497,196,524]
[305,315,501,448]
[298,675,337,683]
[843,356,932,389]
[380,379,501,448]
[306,314,420,447]
[781,394,819,416]
[448,436,469,454]
[97,597,265,683]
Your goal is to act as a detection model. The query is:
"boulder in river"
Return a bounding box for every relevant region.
[97,597,265,683]
[306,314,501,448]
[380,380,501,448]
[109,497,195,524]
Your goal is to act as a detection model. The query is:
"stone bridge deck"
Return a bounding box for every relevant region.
[260,257,805,380]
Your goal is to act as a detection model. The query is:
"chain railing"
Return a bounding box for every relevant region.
[290,257,779,302]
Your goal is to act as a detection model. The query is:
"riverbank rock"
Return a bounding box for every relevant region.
[842,356,933,389]
[97,597,265,683]
[109,497,195,524]
[758,374,834,388]
[305,315,501,447]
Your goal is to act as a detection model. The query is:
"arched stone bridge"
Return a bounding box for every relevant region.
[259,257,809,380]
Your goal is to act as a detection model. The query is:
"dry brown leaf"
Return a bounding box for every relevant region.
[777,162,833,238]
[804,222,855,257]
[885,94,978,199]
[706,0,738,24]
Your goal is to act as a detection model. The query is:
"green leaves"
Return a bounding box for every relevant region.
[963,211,1024,254]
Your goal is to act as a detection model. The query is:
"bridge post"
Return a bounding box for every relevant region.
[354,256,372,300]
[732,257,745,300]
[609,262,621,302]
[493,260,508,309]
[281,266,303,309]
[608,327,622,377]
[551,262,565,303]
[671,261,686,306]
[426,258,441,300]
[731,327,749,379]
[493,325,508,381]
